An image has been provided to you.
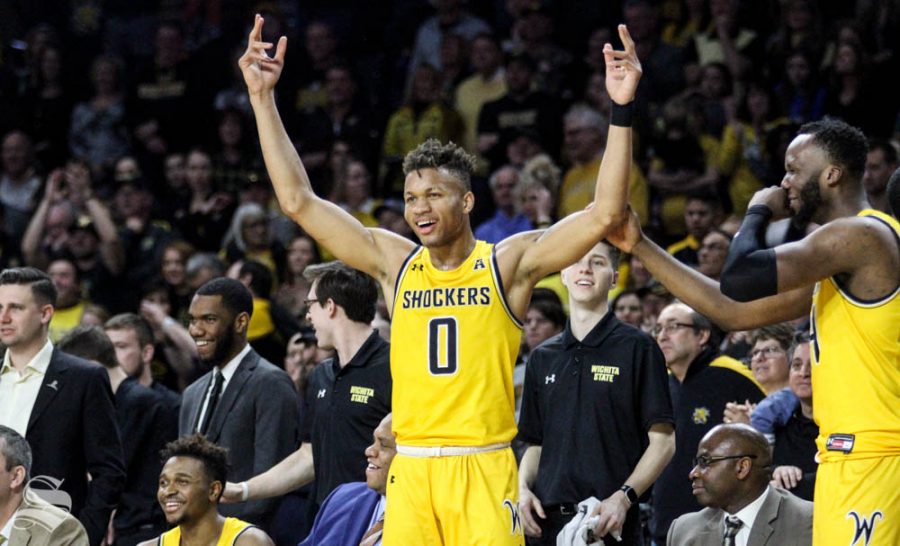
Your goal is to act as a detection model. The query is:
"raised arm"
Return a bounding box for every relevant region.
[512,25,640,283]
[240,15,412,283]
[608,208,811,331]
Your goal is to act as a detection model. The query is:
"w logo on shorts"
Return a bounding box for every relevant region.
[847,510,884,546]
[503,499,522,535]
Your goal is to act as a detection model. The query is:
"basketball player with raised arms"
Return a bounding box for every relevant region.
[606,118,900,546]
[239,14,641,545]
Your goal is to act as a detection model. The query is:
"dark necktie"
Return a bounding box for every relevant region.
[197,370,224,435]
[723,515,743,546]
[359,514,384,546]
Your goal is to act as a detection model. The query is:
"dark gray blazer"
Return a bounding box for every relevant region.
[667,486,813,546]
[179,348,298,526]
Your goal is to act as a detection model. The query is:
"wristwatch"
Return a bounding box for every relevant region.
[620,484,639,505]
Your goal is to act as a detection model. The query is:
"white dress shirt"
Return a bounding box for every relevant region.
[0,506,18,542]
[725,486,771,546]
[194,344,251,431]
[0,340,54,435]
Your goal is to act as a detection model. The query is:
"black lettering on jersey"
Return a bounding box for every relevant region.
[467,287,478,304]
[479,286,491,304]
[848,511,883,546]
[400,288,492,309]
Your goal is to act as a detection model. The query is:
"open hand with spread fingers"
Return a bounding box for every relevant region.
[239,14,288,97]
[604,24,642,106]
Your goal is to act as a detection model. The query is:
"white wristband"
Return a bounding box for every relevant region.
[240,481,249,502]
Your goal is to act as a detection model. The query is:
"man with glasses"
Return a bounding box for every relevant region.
[649,303,765,545]
[667,423,812,545]
[222,262,391,531]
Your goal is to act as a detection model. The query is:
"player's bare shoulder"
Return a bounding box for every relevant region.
[235,526,276,546]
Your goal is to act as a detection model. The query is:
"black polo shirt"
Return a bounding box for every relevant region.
[517,312,673,509]
[650,347,766,542]
[300,330,391,506]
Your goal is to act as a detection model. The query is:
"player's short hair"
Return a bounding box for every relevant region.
[195,277,253,319]
[303,261,377,324]
[57,325,119,369]
[0,425,32,480]
[0,267,57,307]
[749,322,795,351]
[402,139,477,191]
[798,118,868,184]
[105,313,155,348]
[161,434,229,489]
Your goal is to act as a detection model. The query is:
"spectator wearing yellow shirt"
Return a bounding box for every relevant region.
[454,33,507,155]
[47,258,89,341]
[557,105,649,224]
[381,64,463,193]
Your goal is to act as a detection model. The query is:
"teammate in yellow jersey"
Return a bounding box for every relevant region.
[239,13,641,545]
[139,435,273,546]
[604,118,900,546]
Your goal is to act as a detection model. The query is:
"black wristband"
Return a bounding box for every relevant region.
[746,204,774,221]
[610,101,634,127]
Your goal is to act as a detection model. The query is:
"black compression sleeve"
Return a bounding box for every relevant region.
[720,205,778,302]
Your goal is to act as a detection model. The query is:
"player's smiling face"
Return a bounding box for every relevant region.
[781,134,827,223]
[157,456,219,526]
[403,168,473,248]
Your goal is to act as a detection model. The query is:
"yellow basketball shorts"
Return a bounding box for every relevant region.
[813,455,900,545]
[383,448,524,546]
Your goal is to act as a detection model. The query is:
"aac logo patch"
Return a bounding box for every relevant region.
[473,258,486,270]
[692,407,710,425]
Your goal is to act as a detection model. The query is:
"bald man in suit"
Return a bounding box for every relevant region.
[667,424,812,546]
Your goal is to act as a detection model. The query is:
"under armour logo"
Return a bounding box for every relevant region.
[317,389,327,398]
[411,263,424,271]
[848,510,884,546]
[46,380,59,391]
[473,258,486,270]
[545,374,555,384]
[503,499,521,535]
[390,475,396,484]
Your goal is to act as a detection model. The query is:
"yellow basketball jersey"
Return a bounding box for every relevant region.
[391,240,523,446]
[811,209,900,462]
[159,517,253,546]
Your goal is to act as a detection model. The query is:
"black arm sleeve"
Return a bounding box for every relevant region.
[720,205,778,302]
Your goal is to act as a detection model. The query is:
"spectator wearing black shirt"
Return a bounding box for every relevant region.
[57,325,173,546]
[222,262,390,521]
[477,53,563,171]
[648,302,766,544]
[517,241,674,545]
[770,335,818,501]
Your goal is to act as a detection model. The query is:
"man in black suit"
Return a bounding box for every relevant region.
[0,267,125,545]
[178,277,297,528]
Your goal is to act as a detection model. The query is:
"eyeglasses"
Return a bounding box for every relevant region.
[750,346,784,359]
[303,298,319,308]
[693,454,758,470]
[652,322,696,337]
